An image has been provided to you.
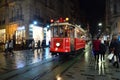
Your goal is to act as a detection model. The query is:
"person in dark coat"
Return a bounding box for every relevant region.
[99,41,107,62]
[37,40,41,52]
[109,35,120,68]
[41,40,46,51]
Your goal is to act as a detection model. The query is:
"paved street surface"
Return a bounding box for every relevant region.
[0,42,120,80]
[60,44,120,80]
[0,48,52,75]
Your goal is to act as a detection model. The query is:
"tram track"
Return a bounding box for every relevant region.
[0,56,61,80]
[33,52,84,80]
[32,58,66,80]
[0,51,84,80]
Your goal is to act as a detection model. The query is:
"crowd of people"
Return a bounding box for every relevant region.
[28,39,46,52]
[92,34,120,68]
[4,39,48,56]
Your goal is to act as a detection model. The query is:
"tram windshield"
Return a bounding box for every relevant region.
[51,25,74,38]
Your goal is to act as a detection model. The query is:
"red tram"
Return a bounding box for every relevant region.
[50,18,86,55]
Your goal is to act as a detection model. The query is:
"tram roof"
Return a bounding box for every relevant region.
[50,22,74,26]
[50,22,86,33]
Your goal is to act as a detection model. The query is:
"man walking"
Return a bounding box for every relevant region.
[92,37,101,63]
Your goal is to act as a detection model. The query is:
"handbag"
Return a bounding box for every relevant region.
[107,53,114,60]
[92,50,94,56]
[29,43,32,47]
[113,55,117,62]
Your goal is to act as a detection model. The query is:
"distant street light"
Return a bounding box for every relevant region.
[47,25,50,28]
[33,21,37,25]
[98,23,102,27]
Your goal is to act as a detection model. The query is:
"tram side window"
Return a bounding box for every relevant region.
[53,26,58,37]
[70,28,74,38]
[60,27,64,37]
[64,30,70,37]
[76,29,81,38]
[51,28,53,37]
[63,25,69,37]
[65,30,67,37]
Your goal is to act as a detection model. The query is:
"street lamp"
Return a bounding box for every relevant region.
[96,23,102,37]
[33,21,37,25]
[98,22,102,27]
[47,25,50,28]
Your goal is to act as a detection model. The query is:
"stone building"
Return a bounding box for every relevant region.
[106,0,120,35]
[0,0,81,50]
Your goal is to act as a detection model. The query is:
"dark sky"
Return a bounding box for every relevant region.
[79,0,106,35]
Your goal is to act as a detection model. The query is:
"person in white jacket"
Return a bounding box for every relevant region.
[4,40,9,56]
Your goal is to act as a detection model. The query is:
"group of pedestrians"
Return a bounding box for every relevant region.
[92,37,107,63]
[36,40,46,52]
[4,40,14,56]
[92,34,120,68]
[29,39,46,52]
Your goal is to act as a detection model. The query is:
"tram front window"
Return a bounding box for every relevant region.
[52,25,71,38]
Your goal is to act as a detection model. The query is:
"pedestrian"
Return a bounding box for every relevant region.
[41,39,46,51]
[99,41,107,62]
[31,39,35,51]
[37,40,41,52]
[9,40,14,56]
[92,37,101,63]
[21,40,25,50]
[117,33,120,62]
[4,40,9,56]
[109,35,120,68]
[49,41,50,48]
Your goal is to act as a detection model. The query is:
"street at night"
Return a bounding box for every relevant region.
[0,0,120,80]
[0,43,120,80]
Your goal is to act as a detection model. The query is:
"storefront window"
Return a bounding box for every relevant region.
[0,29,5,43]
[16,30,25,44]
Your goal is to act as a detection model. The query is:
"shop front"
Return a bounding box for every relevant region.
[0,29,5,51]
[29,24,44,47]
[44,27,51,46]
[15,26,25,44]
[0,23,18,51]
[14,26,26,50]
[0,29,6,43]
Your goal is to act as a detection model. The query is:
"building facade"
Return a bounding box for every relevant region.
[0,0,80,49]
[106,0,120,35]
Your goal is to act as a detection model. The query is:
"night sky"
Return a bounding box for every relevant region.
[79,0,106,35]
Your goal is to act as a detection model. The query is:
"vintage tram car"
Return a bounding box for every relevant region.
[50,18,86,55]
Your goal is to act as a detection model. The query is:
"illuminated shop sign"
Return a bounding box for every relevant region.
[17,26,25,30]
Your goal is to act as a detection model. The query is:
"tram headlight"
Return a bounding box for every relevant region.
[56,42,60,47]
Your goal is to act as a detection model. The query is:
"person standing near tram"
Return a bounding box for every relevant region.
[41,39,46,51]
